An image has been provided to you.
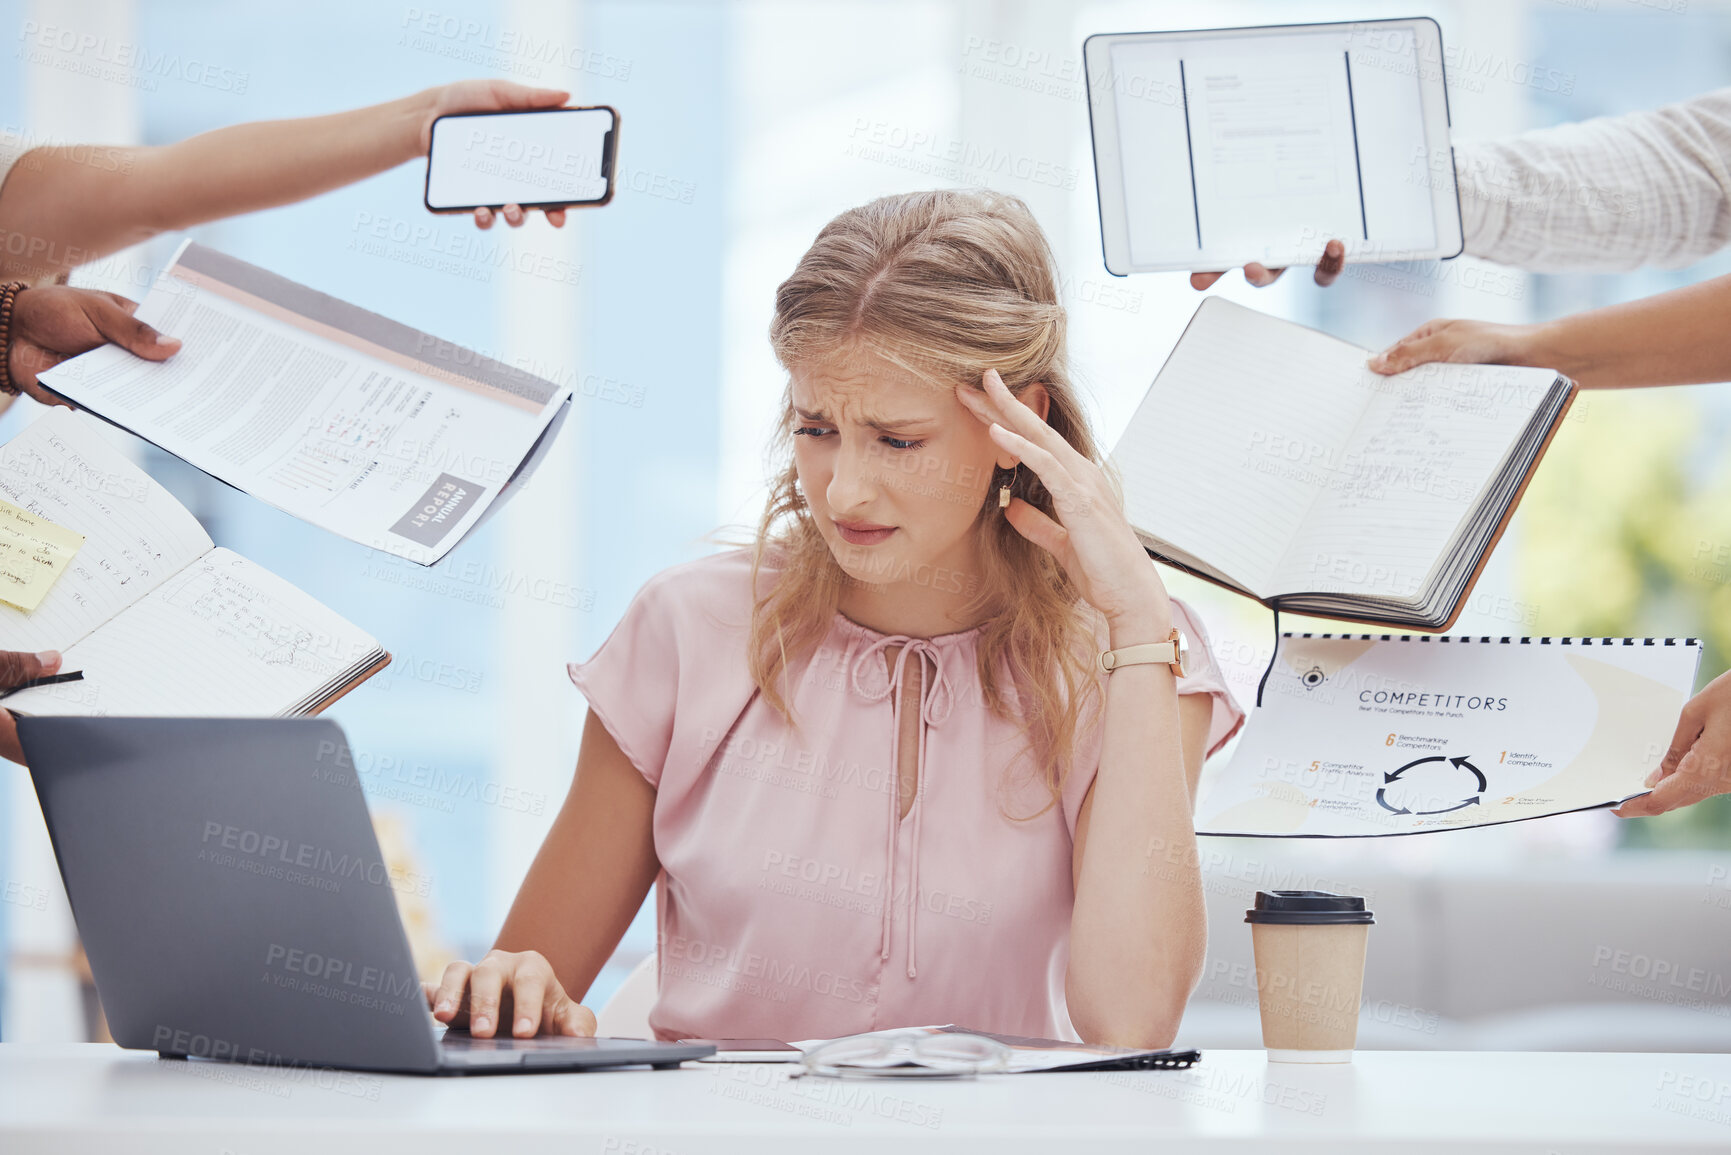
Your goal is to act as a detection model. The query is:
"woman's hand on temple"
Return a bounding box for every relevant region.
[1368,318,1540,376]
[9,288,179,407]
[425,949,596,1038]
[418,80,574,231]
[958,370,1170,635]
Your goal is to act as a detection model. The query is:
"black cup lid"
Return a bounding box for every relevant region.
[1244,890,1374,925]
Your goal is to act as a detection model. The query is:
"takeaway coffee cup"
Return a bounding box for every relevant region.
[1244,890,1374,1063]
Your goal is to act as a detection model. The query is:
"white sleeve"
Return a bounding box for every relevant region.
[1457,87,1731,272]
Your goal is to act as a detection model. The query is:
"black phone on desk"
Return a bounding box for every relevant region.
[425,105,618,212]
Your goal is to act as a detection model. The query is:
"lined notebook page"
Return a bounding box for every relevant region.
[4,548,378,717]
[1269,362,1558,597]
[0,411,212,652]
[1115,297,1376,597]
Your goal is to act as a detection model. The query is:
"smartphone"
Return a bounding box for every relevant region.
[424,105,618,213]
[679,1038,802,1063]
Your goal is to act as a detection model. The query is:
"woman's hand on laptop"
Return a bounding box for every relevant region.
[425,949,596,1038]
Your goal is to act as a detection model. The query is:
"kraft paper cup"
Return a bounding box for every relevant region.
[1245,890,1373,1063]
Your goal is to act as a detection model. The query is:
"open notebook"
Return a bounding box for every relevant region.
[0,411,388,716]
[1116,297,1574,630]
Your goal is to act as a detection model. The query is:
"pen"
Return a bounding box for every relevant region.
[0,670,84,699]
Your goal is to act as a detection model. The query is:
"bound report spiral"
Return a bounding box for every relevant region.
[1199,631,1703,839]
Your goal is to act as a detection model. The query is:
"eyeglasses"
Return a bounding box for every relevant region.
[792,1028,1011,1079]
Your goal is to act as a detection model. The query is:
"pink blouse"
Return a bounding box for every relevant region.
[567,548,1243,1042]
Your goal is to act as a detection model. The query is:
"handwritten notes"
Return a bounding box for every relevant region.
[0,499,85,612]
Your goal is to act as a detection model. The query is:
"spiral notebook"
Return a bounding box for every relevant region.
[1195,632,1702,838]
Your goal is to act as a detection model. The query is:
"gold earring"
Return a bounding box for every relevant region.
[998,465,1015,509]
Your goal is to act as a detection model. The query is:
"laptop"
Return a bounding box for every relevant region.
[17,715,713,1075]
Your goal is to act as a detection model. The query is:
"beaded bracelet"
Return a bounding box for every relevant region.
[0,282,28,396]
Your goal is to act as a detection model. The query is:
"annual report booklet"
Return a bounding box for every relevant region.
[1114,297,1575,629]
[39,240,573,565]
[1194,633,1702,837]
[0,411,389,717]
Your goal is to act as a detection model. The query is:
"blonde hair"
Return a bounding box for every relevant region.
[748,189,1106,814]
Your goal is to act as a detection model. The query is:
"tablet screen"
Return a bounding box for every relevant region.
[1086,19,1461,274]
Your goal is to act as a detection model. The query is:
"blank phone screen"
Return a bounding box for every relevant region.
[426,108,613,210]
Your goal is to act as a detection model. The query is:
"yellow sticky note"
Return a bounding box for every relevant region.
[0,498,84,612]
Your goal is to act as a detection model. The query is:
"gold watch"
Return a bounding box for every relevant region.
[1099,627,1188,677]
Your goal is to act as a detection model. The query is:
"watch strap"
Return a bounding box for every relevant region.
[1098,641,1176,673]
[1100,626,1188,676]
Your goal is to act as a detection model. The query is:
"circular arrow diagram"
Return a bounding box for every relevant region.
[1375,755,1488,816]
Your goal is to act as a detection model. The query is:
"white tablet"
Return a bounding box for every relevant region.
[1085,18,1462,276]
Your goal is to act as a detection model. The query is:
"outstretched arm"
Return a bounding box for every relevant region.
[1457,88,1731,273]
[1193,88,1731,290]
[1369,271,1731,390]
[0,79,571,283]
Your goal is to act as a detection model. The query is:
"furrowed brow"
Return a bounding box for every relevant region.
[795,406,936,432]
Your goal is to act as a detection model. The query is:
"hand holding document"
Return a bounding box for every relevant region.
[39,241,572,565]
[1195,633,1703,837]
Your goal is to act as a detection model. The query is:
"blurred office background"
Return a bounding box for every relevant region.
[1,0,1727,1051]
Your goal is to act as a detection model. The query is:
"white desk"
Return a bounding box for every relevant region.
[3,1044,1730,1152]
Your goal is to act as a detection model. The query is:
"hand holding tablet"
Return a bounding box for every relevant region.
[1189,237,1347,291]
[1085,18,1462,278]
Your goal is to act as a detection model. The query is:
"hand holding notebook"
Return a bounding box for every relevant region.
[1115,297,1574,630]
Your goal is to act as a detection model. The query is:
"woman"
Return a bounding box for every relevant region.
[428,190,1243,1048]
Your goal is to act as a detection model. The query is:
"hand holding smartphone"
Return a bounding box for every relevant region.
[424,106,619,216]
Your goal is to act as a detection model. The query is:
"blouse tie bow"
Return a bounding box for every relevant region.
[849,634,955,979]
